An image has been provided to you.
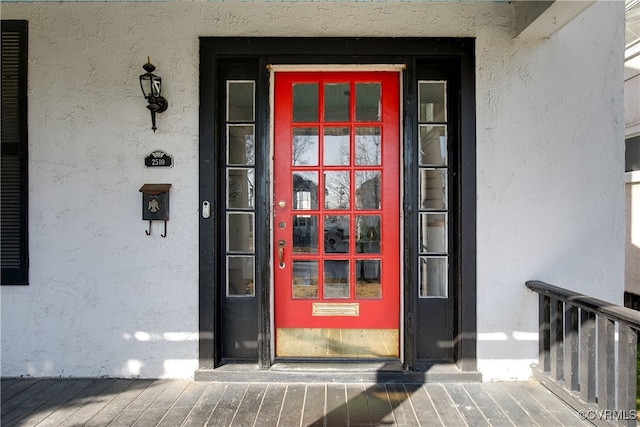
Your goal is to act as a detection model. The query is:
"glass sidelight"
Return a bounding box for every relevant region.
[418,81,449,298]
[225,81,256,297]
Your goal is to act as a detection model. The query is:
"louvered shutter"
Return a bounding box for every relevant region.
[1,21,28,285]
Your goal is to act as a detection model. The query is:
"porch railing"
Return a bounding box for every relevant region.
[526,280,639,427]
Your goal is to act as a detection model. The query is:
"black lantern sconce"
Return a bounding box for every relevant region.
[139,57,168,132]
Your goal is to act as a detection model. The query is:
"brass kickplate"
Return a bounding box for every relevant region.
[312,303,359,316]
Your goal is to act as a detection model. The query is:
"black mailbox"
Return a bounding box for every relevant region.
[139,183,171,236]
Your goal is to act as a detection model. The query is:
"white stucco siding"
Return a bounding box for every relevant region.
[476,0,626,380]
[0,1,625,380]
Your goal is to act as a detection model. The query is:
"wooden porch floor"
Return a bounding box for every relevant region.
[1,378,596,427]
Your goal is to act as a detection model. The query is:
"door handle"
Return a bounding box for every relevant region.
[277,239,286,269]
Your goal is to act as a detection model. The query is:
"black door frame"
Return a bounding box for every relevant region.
[199,37,477,372]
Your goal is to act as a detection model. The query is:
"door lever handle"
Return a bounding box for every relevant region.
[277,239,286,269]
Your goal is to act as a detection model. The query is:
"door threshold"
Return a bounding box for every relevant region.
[194,362,481,383]
[270,359,403,372]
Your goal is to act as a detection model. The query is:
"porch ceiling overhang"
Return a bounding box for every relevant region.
[513,0,596,38]
[3,0,595,40]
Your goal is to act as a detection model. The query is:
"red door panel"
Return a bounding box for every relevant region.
[274,71,400,331]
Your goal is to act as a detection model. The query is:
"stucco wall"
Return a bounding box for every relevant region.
[0,0,625,380]
[475,1,626,379]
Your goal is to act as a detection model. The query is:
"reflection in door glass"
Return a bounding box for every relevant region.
[292,261,318,298]
[419,257,447,297]
[227,213,254,253]
[419,125,447,166]
[324,83,350,122]
[292,128,319,166]
[323,127,350,165]
[292,215,318,253]
[227,168,254,209]
[355,83,381,122]
[324,171,350,210]
[228,125,255,165]
[356,260,381,299]
[355,127,381,165]
[227,81,255,122]
[355,171,381,209]
[419,213,447,254]
[292,172,318,210]
[419,169,447,210]
[418,81,446,122]
[324,260,350,298]
[293,83,318,122]
[324,215,349,254]
[356,215,380,254]
[227,256,255,296]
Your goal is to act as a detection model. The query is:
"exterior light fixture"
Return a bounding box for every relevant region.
[139,57,168,132]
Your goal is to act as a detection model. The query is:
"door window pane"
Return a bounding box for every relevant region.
[323,127,350,166]
[292,127,319,166]
[418,81,446,122]
[227,213,254,253]
[356,171,381,210]
[626,135,640,172]
[419,169,447,210]
[227,81,254,122]
[324,215,349,254]
[356,215,380,254]
[324,260,349,298]
[419,213,447,254]
[292,172,318,210]
[419,257,447,298]
[292,215,318,254]
[324,83,349,122]
[228,125,255,165]
[227,256,255,296]
[227,168,255,209]
[324,171,350,210]
[356,260,381,299]
[356,83,381,122]
[293,83,318,122]
[355,127,381,165]
[292,261,318,299]
[419,125,447,166]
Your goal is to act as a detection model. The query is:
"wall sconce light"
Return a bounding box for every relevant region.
[139,57,168,132]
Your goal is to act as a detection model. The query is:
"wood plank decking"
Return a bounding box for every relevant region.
[1,378,596,426]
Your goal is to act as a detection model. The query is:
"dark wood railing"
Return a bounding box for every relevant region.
[526,280,639,427]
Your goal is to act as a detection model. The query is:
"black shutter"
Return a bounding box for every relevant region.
[1,20,28,285]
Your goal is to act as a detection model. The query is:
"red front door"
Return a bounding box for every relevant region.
[273,71,400,358]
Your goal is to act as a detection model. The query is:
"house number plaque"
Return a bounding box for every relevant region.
[145,150,173,168]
